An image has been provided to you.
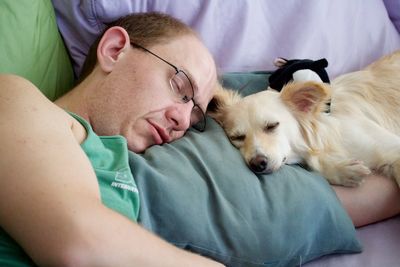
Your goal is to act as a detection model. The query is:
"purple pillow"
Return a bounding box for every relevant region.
[52,0,400,79]
[384,0,400,33]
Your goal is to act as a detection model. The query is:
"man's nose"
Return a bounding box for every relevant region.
[166,102,193,131]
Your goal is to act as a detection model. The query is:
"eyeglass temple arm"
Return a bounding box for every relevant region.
[130,42,179,73]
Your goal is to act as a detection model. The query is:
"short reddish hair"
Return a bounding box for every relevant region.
[79,12,195,82]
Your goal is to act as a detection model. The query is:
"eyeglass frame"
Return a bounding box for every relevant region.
[130,42,206,132]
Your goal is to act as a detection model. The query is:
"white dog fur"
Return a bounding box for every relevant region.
[209,51,400,187]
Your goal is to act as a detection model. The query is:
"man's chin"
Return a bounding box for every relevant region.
[124,124,154,153]
[127,141,150,153]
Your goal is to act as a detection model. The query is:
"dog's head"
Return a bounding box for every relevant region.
[208,81,330,174]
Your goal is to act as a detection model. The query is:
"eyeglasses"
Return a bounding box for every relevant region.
[130,42,206,132]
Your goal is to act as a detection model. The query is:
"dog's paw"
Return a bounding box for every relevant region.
[335,160,371,187]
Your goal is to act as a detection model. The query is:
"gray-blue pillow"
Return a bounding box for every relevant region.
[129,72,362,267]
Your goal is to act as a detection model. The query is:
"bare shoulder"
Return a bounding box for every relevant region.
[0,74,98,196]
[0,74,69,122]
[0,74,87,144]
[0,74,93,178]
[0,74,46,100]
[0,75,102,264]
[0,75,91,170]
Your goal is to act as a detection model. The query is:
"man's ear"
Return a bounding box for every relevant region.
[207,83,242,124]
[280,81,331,115]
[97,26,130,73]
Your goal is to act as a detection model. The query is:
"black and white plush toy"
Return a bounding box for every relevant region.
[268,57,330,91]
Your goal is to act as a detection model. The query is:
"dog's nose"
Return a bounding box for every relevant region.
[249,155,269,173]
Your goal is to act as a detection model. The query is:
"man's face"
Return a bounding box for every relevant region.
[88,35,217,153]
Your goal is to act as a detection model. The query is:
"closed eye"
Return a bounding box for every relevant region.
[263,122,279,132]
[230,134,245,142]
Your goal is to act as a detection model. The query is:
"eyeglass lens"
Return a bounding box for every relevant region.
[169,71,193,103]
[170,71,206,131]
[190,104,206,131]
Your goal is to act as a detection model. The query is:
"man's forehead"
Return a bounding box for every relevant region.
[157,35,217,105]
[138,37,217,107]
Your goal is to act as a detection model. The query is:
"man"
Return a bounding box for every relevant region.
[0,12,223,266]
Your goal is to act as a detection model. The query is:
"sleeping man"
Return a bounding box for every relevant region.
[0,12,399,267]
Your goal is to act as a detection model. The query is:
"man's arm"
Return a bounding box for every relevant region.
[334,173,400,227]
[0,75,224,267]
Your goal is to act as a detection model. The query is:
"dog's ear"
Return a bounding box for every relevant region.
[280,81,331,115]
[207,83,242,123]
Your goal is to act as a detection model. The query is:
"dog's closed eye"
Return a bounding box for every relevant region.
[263,122,280,133]
[230,134,246,142]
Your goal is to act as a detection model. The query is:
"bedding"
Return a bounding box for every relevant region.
[0,0,73,101]
[52,0,400,79]
[384,0,400,32]
[1,0,399,266]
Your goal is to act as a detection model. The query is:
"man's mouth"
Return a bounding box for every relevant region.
[148,121,171,145]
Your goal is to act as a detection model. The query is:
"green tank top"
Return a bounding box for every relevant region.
[0,112,140,266]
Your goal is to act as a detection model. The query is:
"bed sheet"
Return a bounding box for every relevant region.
[305,216,400,266]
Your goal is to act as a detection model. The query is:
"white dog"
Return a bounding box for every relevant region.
[209,51,400,187]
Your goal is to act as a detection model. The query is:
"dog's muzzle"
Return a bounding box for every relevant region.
[249,155,272,174]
